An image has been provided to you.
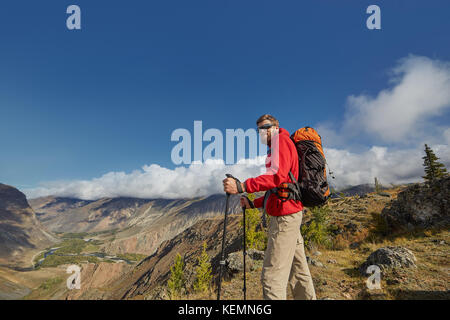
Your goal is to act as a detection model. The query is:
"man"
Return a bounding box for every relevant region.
[223,114,316,300]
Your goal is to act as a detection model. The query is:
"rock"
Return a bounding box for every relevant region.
[342,292,352,299]
[349,242,360,249]
[327,259,337,264]
[312,251,322,256]
[306,256,324,267]
[381,176,450,230]
[247,249,264,260]
[377,192,391,197]
[313,260,324,267]
[226,251,254,273]
[359,246,417,275]
[431,239,445,245]
[386,278,400,285]
[344,223,358,232]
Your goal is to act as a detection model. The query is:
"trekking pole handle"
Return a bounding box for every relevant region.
[225,174,244,193]
[242,195,255,210]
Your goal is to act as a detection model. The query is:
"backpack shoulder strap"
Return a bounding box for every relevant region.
[289,170,299,185]
[263,188,276,211]
[262,188,276,227]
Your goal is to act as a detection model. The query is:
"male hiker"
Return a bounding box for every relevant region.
[223,114,316,300]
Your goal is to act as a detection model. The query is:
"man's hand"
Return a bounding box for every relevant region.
[240,196,252,209]
[223,177,245,194]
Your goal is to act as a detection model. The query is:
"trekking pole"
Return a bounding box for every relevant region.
[242,203,247,300]
[242,196,254,301]
[217,192,230,301]
[218,173,238,300]
[217,174,247,301]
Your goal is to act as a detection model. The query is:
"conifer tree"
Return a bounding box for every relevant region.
[241,193,267,251]
[422,144,448,183]
[167,253,185,299]
[374,177,382,193]
[193,241,212,293]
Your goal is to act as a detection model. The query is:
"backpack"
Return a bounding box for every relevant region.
[264,126,330,209]
[288,126,330,207]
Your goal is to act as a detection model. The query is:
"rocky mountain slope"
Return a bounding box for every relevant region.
[61,215,243,300]
[29,194,242,256]
[0,184,57,267]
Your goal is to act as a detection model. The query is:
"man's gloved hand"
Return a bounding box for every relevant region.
[222,175,246,194]
[240,196,253,209]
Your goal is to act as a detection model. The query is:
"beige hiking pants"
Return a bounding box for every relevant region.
[261,210,317,300]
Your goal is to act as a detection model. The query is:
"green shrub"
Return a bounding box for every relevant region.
[55,239,87,254]
[167,253,185,299]
[240,193,267,250]
[369,212,389,237]
[193,242,212,294]
[38,277,63,291]
[301,206,332,249]
[241,207,267,251]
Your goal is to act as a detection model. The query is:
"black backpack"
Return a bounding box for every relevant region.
[263,126,330,209]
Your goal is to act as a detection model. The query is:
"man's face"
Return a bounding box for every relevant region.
[257,120,278,145]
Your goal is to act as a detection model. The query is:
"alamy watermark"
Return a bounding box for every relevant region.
[66,265,81,290]
[366,265,381,290]
[366,5,381,30]
[170,121,280,174]
[64,5,382,32]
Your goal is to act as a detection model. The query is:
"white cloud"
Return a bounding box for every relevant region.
[23,142,450,200]
[315,55,450,188]
[23,55,450,200]
[24,157,267,200]
[324,144,450,189]
[321,55,450,146]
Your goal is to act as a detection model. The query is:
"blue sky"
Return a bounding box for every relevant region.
[0,1,449,197]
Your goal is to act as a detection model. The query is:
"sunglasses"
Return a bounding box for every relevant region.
[257,123,274,132]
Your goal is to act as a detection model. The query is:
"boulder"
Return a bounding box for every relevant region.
[359,246,417,275]
[306,256,324,267]
[381,176,450,230]
[226,251,254,273]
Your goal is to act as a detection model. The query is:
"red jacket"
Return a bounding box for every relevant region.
[244,127,303,216]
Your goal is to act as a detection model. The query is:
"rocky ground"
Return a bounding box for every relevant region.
[217,230,449,300]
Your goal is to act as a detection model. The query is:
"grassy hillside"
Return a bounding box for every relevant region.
[160,186,450,300]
